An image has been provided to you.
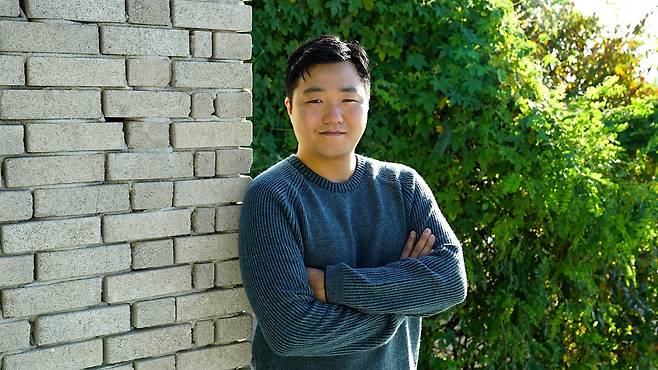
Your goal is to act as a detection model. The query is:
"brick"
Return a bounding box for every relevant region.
[0,89,101,120]
[127,0,170,26]
[97,365,134,370]
[103,90,190,118]
[1,278,101,318]
[215,259,241,287]
[34,305,131,345]
[132,239,174,269]
[3,154,104,188]
[215,315,252,344]
[174,177,251,207]
[171,120,252,148]
[191,92,214,118]
[0,321,30,353]
[134,355,175,370]
[36,244,131,281]
[216,148,252,175]
[0,0,20,16]
[131,297,175,328]
[0,255,33,287]
[176,342,251,370]
[213,33,252,60]
[174,234,237,263]
[1,216,101,254]
[103,265,191,303]
[172,1,251,31]
[103,209,190,243]
[193,263,214,289]
[100,25,189,56]
[191,31,212,58]
[215,90,252,118]
[194,151,215,177]
[126,57,170,87]
[27,56,125,87]
[24,0,125,22]
[192,207,215,234]
[176,288,249,321]
[0,54,24,85]
[3,339,102,370]
[0,124,24,155]
[215,205,241,232]
[107,152,192,181]
[104,324,192,363]
[125,120,169,149]
[0,190,32,222]
[131,181,173,210]
[34,184,129,217]
[0,20,98,54]
[172,61,251,88]
[26,122,124,152]
[193,320,214,346]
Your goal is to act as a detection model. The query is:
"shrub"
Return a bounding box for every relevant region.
[251,1,658,367]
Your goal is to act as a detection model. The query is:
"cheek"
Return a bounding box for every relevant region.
[347,105,367,122]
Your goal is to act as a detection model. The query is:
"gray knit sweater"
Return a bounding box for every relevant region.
[238,154,467,370]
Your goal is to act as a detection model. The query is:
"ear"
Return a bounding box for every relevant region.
[284,96,293,116]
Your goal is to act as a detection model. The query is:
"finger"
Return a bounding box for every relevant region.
[400,231,416,259]
[410,228,432,258]
[418,234,436,257]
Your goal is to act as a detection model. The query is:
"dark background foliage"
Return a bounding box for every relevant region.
[250,0,658,367]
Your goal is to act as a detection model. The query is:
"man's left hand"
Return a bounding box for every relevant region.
[306,267,326,303]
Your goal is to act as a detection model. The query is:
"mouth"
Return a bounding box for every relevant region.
[319,131,347,136]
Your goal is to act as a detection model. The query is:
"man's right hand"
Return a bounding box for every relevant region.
[399,228,436,259]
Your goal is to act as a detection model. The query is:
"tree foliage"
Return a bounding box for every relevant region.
[516,0,658,100]
[251,0,658,368]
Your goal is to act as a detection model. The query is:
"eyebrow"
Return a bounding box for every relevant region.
[301,86,359,94]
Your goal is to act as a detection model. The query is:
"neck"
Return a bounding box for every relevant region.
[296,152,357,182]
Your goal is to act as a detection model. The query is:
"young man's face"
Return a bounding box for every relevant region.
[285,62,369,165]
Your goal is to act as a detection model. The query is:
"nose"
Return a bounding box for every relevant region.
[322,103,343,125]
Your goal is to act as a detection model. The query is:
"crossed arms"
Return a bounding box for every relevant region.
[238,171,467,357]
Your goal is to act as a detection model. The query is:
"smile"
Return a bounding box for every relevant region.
[319,131,347,136]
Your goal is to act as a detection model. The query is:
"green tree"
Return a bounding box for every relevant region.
[516,0,658,100]
[251,1,658,367]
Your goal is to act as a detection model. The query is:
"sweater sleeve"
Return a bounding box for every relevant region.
[238,181,405,357]
[324,169,467,317]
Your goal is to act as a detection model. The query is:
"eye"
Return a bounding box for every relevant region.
[306,99,322,104]
[343,98,358,103]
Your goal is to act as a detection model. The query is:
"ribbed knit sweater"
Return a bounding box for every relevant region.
[238,154,467,370]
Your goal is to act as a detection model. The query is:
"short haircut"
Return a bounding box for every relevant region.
[285,35,370,99]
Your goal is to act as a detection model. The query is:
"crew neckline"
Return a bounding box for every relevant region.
[286,154,366,192]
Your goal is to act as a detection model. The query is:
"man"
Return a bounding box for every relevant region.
[238,35,467,369]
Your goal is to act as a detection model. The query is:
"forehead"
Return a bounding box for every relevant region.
[295,62,366,92]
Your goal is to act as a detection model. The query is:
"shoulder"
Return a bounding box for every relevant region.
[245,156,305,204]
[359,155,422,189]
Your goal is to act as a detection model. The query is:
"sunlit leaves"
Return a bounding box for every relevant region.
[251,0,658,368]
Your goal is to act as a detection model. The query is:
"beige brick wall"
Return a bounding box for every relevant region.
[0,0,253,368]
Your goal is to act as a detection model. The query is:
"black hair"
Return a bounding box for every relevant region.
[285,35,370,98]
